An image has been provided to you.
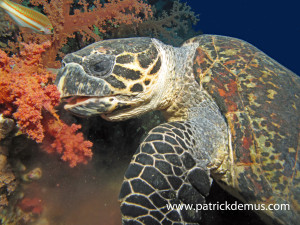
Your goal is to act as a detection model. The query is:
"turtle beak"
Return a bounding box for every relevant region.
[63,96,117,117]
[55,63,112,98]
[55,63,115,116]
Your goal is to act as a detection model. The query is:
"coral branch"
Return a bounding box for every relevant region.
[0,42,92,167]
[113,0,200,45]
[12,0,152,68]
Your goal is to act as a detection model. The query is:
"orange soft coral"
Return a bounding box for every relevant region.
[0,42,92,167]
[42,120,93,168]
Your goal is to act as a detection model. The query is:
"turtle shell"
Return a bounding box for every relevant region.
[189,35,299,220]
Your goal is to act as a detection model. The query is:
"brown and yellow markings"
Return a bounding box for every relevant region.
[143,79,151,86]
[95,46,110,54]
[115,52,137,64]
[218,79,238,96]
[148,57,161,76]
[111,51,154,83]
[246,93,261,107]
[234,166,273,202]
[137,44,158,68]
[225,54,257,75]
[193,36,300,215]
[248,62,260,68]
[223,59,237,66]
[266,89,278,99]
[238,75,257,89]
[226,111,257,165]
[220,49,257,75]
[291,149,300,197]
[288,147,297,153]
[292,102,297,110]
[222,48,240,56]
[260,67,277,78]
[111,50,160,94]
[268,113,281,124]
[242,170,264,191]
[194,48,207,67]
[194,47,217,82]
[266,80,280,89]
[271,121,280,129]
[225,112,238,137]
[116,54,134,64]
[256,134,274,152]
[211,81,247,120]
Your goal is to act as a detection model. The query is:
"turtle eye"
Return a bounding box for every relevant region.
[84,54,115,78]
[92,60,108,73]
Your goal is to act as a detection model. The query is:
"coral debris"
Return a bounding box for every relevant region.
[0,41,92,167]
[18,197,43,215]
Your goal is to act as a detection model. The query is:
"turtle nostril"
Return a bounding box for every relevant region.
[63,53,83,65]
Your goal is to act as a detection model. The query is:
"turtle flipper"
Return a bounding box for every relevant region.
[119,122,213,225]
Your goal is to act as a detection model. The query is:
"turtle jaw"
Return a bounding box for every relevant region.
[62,93,157,121]
[63,96,114,117]
[60,95,133,118]
[61,93,149,121]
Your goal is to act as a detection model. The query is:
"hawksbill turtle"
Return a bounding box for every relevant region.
[55,35,300,225]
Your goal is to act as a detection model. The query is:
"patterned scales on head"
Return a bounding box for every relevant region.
[57,38,163,119]
[56,35,300,225]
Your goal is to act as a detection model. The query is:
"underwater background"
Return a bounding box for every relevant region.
[189,0,300,75]
[0,0,299,225]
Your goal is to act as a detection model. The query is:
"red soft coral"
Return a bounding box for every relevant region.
[0,41,58,142]
[42,120,93,167]
[0,42,92,167]
[10,0,152,68]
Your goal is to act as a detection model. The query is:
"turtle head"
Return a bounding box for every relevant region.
[56,37,169,121]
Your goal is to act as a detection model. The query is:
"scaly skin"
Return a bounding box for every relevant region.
[55,35,300,225]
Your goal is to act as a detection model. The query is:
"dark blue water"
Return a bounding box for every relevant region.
[187,0,300,75]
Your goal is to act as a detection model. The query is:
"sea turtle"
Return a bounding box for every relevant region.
[55,35,300,225]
